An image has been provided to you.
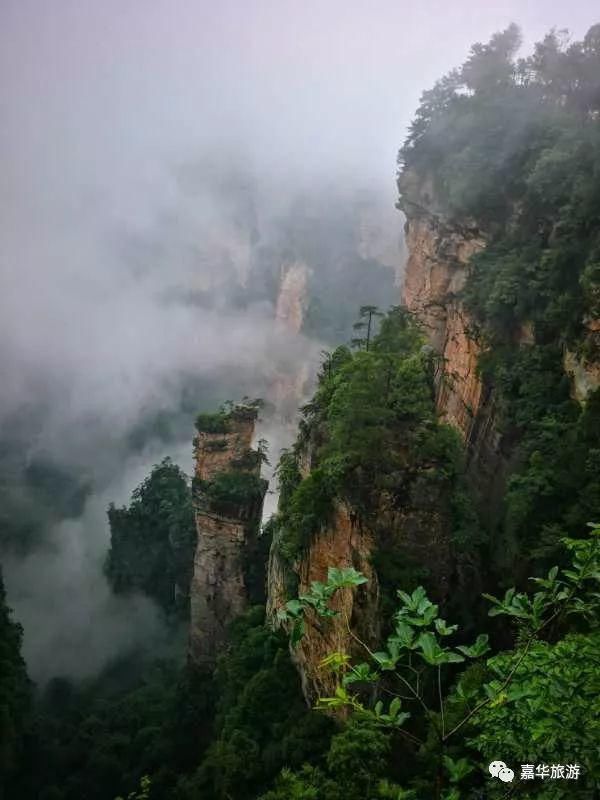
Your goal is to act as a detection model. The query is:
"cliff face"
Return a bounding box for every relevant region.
[264,176,493,706]
[400,174,486,441]
[267,437,456,704]
[291,503,379,704]
[399,171,532,528]
[398,169,600,543]
[397,172,517,519]
[194,416,255,482]
[190,410,267,665]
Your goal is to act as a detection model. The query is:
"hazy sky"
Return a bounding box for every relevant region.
[2,1,599,194]
[3,1,598,406]
[2,0,599,681]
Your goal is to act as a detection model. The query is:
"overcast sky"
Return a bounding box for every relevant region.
[2,0,598,434]
[3,1,599,196]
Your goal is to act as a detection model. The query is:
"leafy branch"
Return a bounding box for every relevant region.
[277,524,600,796]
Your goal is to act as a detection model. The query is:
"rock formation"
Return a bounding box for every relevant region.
[399,169,486,441]
[189,405,268,665]
[397,170,515,519]
[267,418,456,705]
[290,503,379,703]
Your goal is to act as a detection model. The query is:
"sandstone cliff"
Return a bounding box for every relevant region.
[399,169,486,441]
[189,406,267,665]
[290,503,379,703]
[397,171,517,521]
[267,430,456,705]
[264,173,495,706]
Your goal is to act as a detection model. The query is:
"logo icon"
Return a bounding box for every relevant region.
[489,761,514,783]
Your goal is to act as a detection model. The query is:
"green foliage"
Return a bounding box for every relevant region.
[258,765,329,800]
[469,633,600,797]
[231,445,269,472]
[195,409,231,434]
[271,307,477,567]
[0,570,31,798]
[15,609,330,800]
[115,774,151,800]
[105,458,196,617]
[18,659,215,800]
[400,23,600,578]
[258,721,403,800]
[195,399,263,435]
[351,304,384,350]
[274,449,302,510]
[195,470,267,517]
[174,608,333,800]
[275,467,338,563]
[278,525,600,798]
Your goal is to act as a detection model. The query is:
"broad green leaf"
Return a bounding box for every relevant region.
[285,599,303,617]
[435,618,458,637]
[389,697,402,718]
[416,632,442,665]
[456,634,490,659]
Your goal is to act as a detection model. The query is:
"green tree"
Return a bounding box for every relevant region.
[351,305,384,351]
[105,458,196,617]
[0,569,31,799]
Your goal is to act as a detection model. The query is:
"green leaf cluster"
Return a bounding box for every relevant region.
[105,457,196,617]
[195,470,267,517]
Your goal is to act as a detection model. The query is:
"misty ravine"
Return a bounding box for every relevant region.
[2,8,600,800]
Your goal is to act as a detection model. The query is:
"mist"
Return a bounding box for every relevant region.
[1,0,598,683]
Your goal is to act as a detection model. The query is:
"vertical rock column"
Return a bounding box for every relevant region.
[398,169,486,441]
[189,406,267,665]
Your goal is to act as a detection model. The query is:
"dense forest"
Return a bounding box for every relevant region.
[1,21,599,800]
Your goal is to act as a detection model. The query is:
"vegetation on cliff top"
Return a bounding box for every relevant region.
[194,399,263,435]
[272,307,474,562]
[270,306,478,626]
[400,22,600,580]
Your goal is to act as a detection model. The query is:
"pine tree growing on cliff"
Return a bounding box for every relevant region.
[351,305,383,351]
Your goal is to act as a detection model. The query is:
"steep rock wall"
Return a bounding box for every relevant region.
[195,417,255,482]
[400,186,486,441]
[397,173,518,526]
[190,510,250,664]
[291,504,379,705]
[267,453,456,704]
